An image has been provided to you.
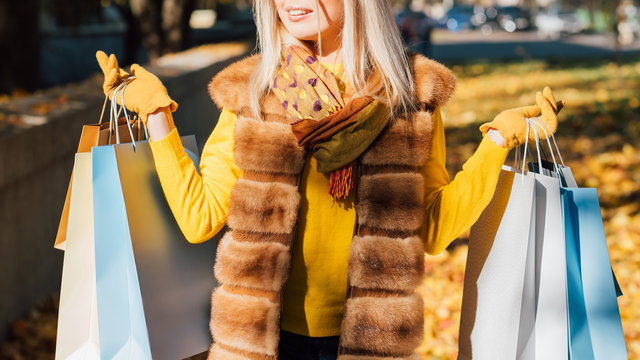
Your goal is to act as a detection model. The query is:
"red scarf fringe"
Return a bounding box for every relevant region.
[329,163,354,200]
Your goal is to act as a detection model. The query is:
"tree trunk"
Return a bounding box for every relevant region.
[128,0,195,61]
[161,0,196,53]
[129,0,163,60]
[112,2,143,66]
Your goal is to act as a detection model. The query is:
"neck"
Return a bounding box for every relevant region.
[312,35,342,64]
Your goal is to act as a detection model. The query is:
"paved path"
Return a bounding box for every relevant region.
[429,30,640,61]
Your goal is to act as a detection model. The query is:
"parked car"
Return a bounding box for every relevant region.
[475,6,501,35]
[440,5,477,32]
[497,6,532,32]
[535,9,587,39]
[395,8,434,56]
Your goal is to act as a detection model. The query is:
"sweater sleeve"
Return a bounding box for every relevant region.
[149,108,242,243]
[420,107,509,255]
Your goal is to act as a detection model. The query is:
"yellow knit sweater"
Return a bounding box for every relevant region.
[149,110,508,337]
[148,66,509,337]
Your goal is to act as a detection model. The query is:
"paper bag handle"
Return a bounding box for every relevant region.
[527,117,565,167]
[528,117,554,173]
[526,117,566,179]
[108,78,144,150]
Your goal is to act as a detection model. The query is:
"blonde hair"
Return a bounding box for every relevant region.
[249,0,417,119]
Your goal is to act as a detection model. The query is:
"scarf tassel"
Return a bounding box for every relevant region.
[329,163,354,200]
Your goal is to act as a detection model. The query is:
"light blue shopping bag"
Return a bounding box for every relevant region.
[92,135,216,359]
[90,79,214,358]
[92,135,213,360]
[92,144,152,359]
[562,187,627,360]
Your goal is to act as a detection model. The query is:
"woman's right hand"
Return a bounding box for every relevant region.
[96,51,178,123]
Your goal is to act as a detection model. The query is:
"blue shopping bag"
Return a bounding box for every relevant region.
[562,187,627,360]
[92,135,213,360]
[92,144,153,359]
[89,81,214,358]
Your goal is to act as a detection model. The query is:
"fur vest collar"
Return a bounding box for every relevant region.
[206,53,455,359]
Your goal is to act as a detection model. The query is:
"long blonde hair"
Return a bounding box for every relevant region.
[249,0,417,119]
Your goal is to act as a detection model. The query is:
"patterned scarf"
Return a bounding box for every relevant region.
[272,45,390,200]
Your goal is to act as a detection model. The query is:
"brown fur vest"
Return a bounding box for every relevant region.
[206,52,455,360]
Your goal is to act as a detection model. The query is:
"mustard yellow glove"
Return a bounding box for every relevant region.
[479,87,564,150]
[96,51,178,123]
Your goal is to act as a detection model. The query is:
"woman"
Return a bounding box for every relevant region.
[96,0,562,359]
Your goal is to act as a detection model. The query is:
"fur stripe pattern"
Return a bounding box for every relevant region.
[339,294,424,356]
[210,287,280,356]
[214,232,291,291]
[348,235,424,292]
[208,344,259,360]
[207,51,455,359]
[227,179,300,234]
[234,116,305,174]
[361,112,433,167]
[356,173,425,231]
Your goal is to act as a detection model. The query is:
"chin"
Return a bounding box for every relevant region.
[283,22,329,41]
[288,31,320,42]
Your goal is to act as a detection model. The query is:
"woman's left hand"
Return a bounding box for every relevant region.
[96,51,178,124]
[480,87,564,150]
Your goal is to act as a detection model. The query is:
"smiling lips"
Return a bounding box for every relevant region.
[286,7,313,22]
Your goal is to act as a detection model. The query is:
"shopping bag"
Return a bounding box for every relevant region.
[55,153,100,359]
[528,173,568,360]
[460,118,570,360]
[557,164,623,297]
[522,121,569,360]
[92,143,151,360]
[93,134,215,360]
[54,107,144,250]
[562,187,627,360]
[459,167,536,360]
[525,117,624,359]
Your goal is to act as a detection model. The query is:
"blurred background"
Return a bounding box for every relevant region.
[1,0,639,359]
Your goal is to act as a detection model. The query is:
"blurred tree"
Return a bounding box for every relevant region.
[558,0,618,33]
[0,0,200,93]
[113,0,196,61]
[0,0,40,93]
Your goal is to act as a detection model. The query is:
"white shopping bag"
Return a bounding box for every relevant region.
[529,173,568,360]
[56,153,100,360]
[459,118,569,360]
[459,167,536,360]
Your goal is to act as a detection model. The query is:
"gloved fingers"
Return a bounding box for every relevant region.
[518,104,541,118]
[537,91,557,119]
[130,64,155,80]
[536,91,556,116]
[542,87,565,115]
[104,68,120,93]
[537,91,558,133]
[96,51,109,75]
[107,54,119,73]
[118,67,130,78]
[97,51,130,79]
[542,87,558,113]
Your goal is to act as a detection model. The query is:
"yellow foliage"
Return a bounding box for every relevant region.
[418,57,640,359]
